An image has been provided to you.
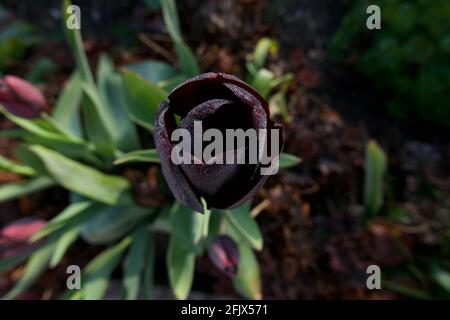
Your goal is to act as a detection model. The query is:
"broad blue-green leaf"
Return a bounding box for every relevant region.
[39,114,85,140]
[125,60,186,91]
[149,204,172,233]
[166,202,204,300]
[122,225,148,300]
[364,140,387,216]
[18,134,102,166]
[113,149,160,165]
[83,237,132,300]
[0,108,84,143]
[97,54,140,152]
[80,205,153,245]
[143,231,156,299]
[225,202,263,251]
[231,241,262,300]
[208,211,224,239]
[36,114,87,147]
[174,42,200,78]
[249,68,275,99]
[0,176,55,203]
[159,0,181,42]
[0,154,35,176]
[160,0,200,76]
[167,235,195,300]
[279,153,301,169]
[0,106,72,141]
[52,72,83,138]
[31,201,93,241]
[170,202,207,250]
[0,128,28,139]
[25,145,131,205]
[431,265,450,292]
[3,239,55,300]
[1,106,101,165]
[159,74,189,91]
[0,253,29,272]
[122,70,168,132]
[81,84,115,157]
[49,225,80,268]
[62,0,95,85]
[125,60,177,84]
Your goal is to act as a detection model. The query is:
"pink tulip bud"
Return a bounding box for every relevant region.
[208,235,240,277]
[0,217,46,257]
[0,217,46,242]
[0,75,47,118]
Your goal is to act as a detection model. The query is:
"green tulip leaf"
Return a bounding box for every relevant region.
[113,149,160,165]
[225,202,263,251]
[279,153,301,169]
[0,176,55,204]
[24,145,131,205]
[364,139,387,216]
[122,70,168,132]
[83,237,132,300]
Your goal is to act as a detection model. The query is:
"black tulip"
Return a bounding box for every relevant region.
[154,72,282,212]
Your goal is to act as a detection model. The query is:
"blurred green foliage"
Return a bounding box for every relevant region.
[364,140,387,217]
[330,0,450,126]
[0,6,40,72]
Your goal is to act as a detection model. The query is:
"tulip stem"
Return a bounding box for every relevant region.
[200,197,211,239]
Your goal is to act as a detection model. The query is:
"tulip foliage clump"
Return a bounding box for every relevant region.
[0,0,299,300]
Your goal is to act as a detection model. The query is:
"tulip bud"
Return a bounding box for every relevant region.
[0,217,46,258]
[208,235,240,277]
[0,75,47,118]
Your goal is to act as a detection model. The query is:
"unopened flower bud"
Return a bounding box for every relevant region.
[0,75,47,118]
[0,217,46,258]
[208,235,239,277]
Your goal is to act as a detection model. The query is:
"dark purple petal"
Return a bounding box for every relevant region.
[168,72,269,117]
[154,102,203,212]
[177,99,262,208]
[181,157,245,205]
[222,83,268,130]
[206,123,282,210]
[224,124,284,209]
[178,99,243,198]
[180,99,235,125]
[208,235,239,277]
